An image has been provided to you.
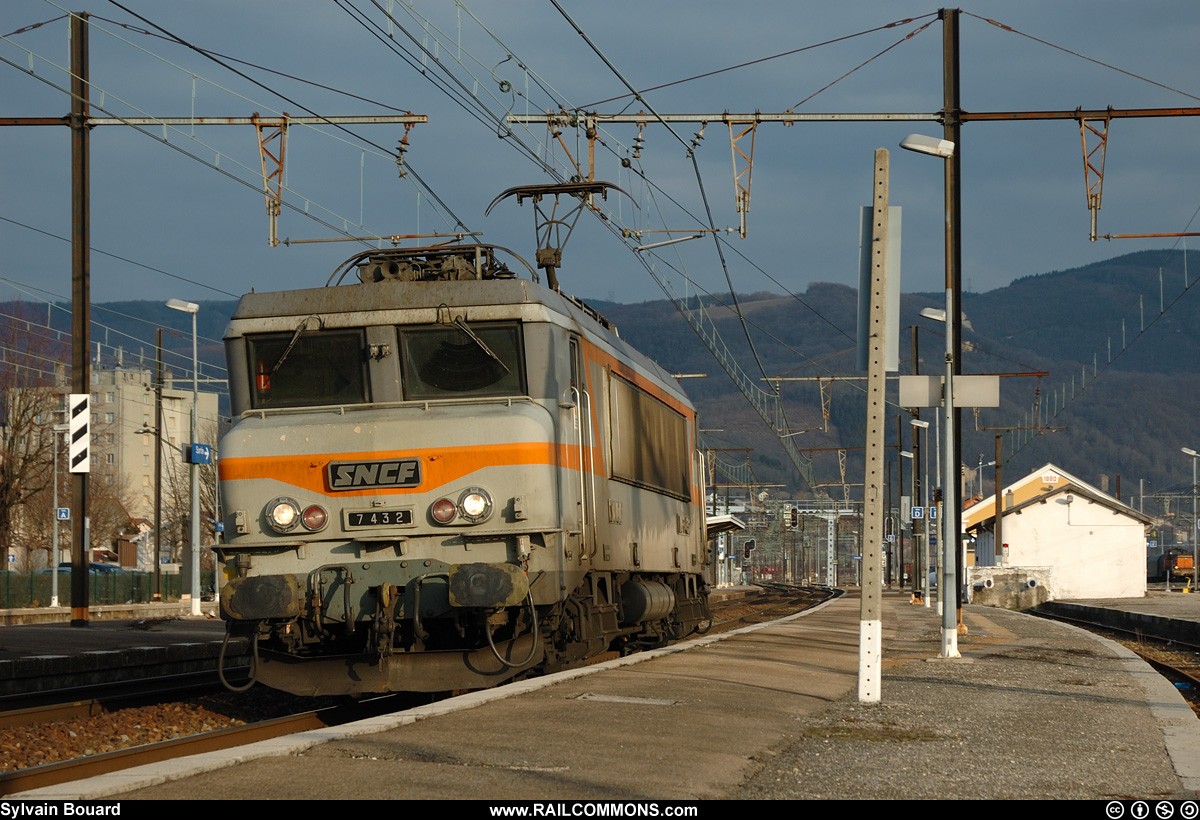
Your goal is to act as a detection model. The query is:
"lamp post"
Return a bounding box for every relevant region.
[894,9,965,659]
[902,123,961,658]
[1183,447,1198,589]
[50,423,68,608]
[977,454,996,499]
[166,299,201,616]
[911,418,930,608]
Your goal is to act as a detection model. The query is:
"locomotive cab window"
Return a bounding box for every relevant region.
[247,329,369,408]
[399,322,524,399]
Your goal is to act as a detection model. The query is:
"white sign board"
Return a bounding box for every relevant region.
[899,375,1001,408]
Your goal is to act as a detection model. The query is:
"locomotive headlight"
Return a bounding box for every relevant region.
[265,497,302,533]
[301,505,328,532]
[430,488,493,525]
[458,487,493,523]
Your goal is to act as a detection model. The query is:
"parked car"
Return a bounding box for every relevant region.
[37,562,129,575]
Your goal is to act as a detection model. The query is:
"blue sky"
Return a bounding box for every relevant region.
[3,1,1198,311]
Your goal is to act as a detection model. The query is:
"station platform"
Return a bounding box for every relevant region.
[1040,591,1200,645]
[13,587,1200,801]
[0,608,236,696]
[0,591,754,695]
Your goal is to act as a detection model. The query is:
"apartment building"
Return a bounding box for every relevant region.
[91,364,221,524]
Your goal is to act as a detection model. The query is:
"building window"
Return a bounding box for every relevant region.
[105,412,114,424]
[106,453,115,465]
[106,433,115,444]
[106,392,114,403]
[143,454,149,466]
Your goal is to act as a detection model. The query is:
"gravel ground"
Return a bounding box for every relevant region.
[732,606,1196,801]
[0,690,336,773]
[0,698,245,772]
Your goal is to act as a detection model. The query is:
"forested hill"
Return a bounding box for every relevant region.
[592,249,1199,501]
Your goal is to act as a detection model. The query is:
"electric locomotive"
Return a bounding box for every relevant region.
[217,240,711,695]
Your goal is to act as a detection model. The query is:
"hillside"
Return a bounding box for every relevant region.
[600,249,1200,502]
[45,248,1200,505]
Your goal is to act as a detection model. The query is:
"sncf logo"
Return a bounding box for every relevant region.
[328,459,421,490]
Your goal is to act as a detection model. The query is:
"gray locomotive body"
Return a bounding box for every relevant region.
[217,244,710,695]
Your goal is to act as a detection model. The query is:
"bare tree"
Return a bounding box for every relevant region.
[0,304,68,569]
[88,466,138,555]
[160,421,221,568]
[21,449,66,570]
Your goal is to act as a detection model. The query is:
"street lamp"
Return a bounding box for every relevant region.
[899,133,955,159]
[911,418,930,608]
[1183,447,1198,589]
[977,454,996,498]
[902,131,961,659]
[50,422,68,608]
[166,299,201,616]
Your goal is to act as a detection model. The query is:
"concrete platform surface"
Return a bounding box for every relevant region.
[14,588,1200,801]
[1065,591,1200,621]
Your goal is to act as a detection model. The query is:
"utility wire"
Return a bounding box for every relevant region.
[102,0,470,232]
[347,0,573,182]
[0,277,229,377]
[84,14,418,114]
[0,47,390,244]
[0,216,240,298]
[546,0,776,392]
[789,18,937,110]
[966,12,1200,104]
[582,14,938,109]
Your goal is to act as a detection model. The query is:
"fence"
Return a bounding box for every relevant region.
[0,570,217,609]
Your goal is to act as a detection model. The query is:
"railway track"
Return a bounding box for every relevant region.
[0,692,417,796]
[708,584,837,632]
[0,586,830,796]
[0,669,243,731]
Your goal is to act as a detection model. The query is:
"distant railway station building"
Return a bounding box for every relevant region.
[963,464,1151,601]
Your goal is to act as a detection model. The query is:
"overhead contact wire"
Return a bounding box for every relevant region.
[103,0,471,232]
[345,0,570,184]
[546,0,774,385]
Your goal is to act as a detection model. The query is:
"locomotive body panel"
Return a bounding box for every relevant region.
[215,244,709,695]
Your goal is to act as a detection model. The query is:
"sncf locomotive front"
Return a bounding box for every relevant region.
[215,245,710,696]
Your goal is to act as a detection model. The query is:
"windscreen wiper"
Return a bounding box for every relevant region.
[270,314,322,377]
[452,316,509,374]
